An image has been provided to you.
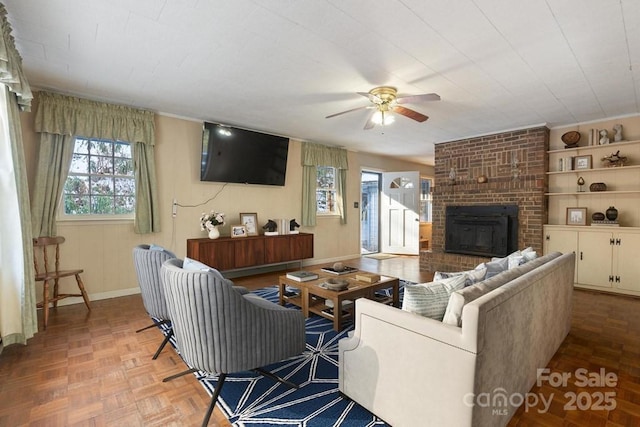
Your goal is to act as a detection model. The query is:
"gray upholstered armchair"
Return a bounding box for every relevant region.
[161,258,306,427]
[132,244,176,359]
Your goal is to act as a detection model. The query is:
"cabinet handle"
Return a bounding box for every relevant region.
[615,276,620,283]
[609,275,614,282]
[616,238,621,245]
[580,251,583,260]
[610,238,615,245]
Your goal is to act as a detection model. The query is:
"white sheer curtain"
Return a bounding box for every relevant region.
[0,2,37,351]
[0,87,27,344]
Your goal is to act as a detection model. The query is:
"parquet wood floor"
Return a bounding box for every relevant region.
[0,256,638,426]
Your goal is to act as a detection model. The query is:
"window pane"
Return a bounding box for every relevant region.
[317,166,335,189]
[64,175,89,195]
[63,195,90,215]
[90,139,112,156]
[91,196,114,214]
[114,158,133,176]
[90,155,113,175]
[115,177,135,196]
[69,153,89,174]
[115,196,135,214]
[316,190,328,212]
[390,177,414,188]
[91,176,114,195]
[74,138,89,154]
[113,142,131,158]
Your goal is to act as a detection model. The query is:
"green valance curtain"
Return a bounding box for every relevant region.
[31,91,160,235]
[34,91,155,144]
[301,142,348,226]
[0,2,37,349]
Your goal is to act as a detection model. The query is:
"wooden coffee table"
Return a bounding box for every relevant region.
[278,269,400,331]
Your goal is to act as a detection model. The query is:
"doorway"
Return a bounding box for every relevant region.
[361,171,381,254]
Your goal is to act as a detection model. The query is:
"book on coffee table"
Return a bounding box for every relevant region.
[355,273,381,283]
[321,266,358,275]
[286,271,319,282]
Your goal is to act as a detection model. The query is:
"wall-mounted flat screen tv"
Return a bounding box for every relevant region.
[201,122,289,186]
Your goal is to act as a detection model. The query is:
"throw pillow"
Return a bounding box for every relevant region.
[401,274,468,321]
[523,250,538,262]
[433,267,487,286]
[508,255,526,269]
[484,257,509,278]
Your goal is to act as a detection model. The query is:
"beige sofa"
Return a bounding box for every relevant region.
[338,251,575,427]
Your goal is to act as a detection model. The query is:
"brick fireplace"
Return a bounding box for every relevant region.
[421,126,549,272]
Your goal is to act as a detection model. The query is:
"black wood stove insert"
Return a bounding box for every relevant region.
[445,205,519,258]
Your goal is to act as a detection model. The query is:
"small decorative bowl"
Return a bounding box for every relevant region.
[561,131,581,147]
[589,182,607,192]
[325,278,349,291]
[592,212,605,221]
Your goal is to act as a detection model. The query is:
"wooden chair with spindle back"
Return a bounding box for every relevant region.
[33,236,91,329]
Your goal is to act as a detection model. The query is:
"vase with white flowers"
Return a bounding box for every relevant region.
[200,211,225,239]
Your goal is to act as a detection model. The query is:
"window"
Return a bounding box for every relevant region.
[62,137,135,217]
[316,166,337,214]
[419,177,432,222]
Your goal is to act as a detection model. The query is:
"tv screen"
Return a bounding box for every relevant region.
[201,122,289,186]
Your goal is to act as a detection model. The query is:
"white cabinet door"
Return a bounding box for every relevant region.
[576,231,613,289]
[614,232,640,292]
[543,228,578,255]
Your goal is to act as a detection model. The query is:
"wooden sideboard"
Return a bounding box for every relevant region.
[187,232,314,271]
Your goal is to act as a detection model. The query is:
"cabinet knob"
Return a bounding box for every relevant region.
[545,235,550,240]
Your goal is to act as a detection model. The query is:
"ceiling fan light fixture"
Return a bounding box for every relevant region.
[372,110,395,126]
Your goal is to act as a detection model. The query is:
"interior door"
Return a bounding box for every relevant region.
[381,171,420,255]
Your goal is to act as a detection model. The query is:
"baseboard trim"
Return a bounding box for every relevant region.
[38,287,141,308]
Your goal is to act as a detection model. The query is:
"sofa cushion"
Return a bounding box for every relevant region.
[401,274,468,321]
[442,252,560,326]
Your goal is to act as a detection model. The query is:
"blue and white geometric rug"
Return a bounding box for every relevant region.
[162,283,408,426]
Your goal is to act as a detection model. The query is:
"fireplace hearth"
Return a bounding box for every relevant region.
[445,205,518,258]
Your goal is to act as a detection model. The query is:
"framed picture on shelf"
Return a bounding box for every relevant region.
[231,225,248,238]
[566,207,587,226]
[574,155,592,170]
[239,212,258,235]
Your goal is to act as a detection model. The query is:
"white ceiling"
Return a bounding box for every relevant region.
[5,0,640,164]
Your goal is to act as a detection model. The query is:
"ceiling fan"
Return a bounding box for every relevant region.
[325,86,440,130]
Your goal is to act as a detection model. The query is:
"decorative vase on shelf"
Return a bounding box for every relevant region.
[606,206,618,221]
[208,226,220,239]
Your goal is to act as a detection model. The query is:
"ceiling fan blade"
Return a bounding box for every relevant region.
[363,110,377,130]
[396,93,441,104]
[325,105,370,119]
[393,105,429,122]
